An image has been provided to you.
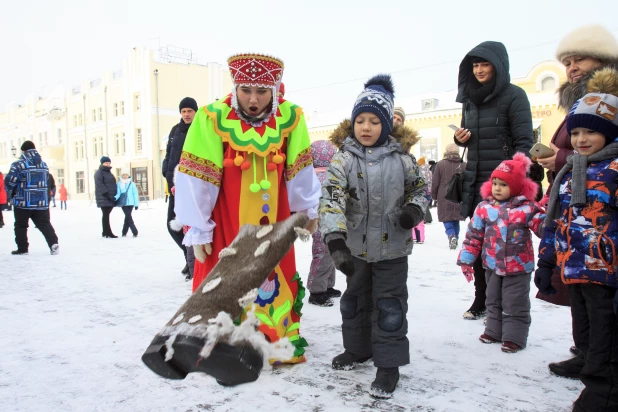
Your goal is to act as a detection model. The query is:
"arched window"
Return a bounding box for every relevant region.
[541,76,556,91]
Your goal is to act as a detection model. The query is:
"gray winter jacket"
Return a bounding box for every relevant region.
[319,126,429,263]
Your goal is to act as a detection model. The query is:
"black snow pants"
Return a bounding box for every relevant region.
[570,284,618,412]
[340,255,409,368]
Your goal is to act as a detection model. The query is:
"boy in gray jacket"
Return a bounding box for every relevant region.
[319,74,428,398]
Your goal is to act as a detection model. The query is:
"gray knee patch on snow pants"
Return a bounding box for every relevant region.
[340,293,357,319]
[377,298,403,332]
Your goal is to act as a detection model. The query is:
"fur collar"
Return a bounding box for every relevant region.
[557,62,618,110]
[328,119,420,151]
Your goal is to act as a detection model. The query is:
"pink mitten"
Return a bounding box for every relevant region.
[461,265,474,283]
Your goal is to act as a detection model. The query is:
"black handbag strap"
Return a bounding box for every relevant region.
[456,147,467,172]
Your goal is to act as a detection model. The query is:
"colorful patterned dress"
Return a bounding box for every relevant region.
[174,94,320,364]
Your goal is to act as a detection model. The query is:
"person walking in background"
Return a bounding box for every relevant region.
[458,153,545,353]
[94,156,118,238]
[0,171,7,228]
[58,183,67,210]
[4,141,59,255]
[307,140,341,307]
[432,143,466,250]
[48,173,56,207]
[161,97,197,275]
[453,40,534,320]
[115,170,139,237]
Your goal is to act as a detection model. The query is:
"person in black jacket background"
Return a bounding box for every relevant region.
[453,41,534,320]
[48,173,56,207]
[94,156,118,238]
[161,97,197,276]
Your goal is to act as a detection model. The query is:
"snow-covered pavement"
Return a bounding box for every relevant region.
[0,201,582,411]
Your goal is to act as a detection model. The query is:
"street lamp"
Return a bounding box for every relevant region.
[11,146,17,157]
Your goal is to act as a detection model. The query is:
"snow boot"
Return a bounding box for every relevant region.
[332,351,372,370]
[181,264,190,275]
[11,250,28,255]
[479,333,500,344]
[449,235,458,250]
[325,287,342,298]
[548,352,584,379]
[463,309,486,320]
[370,367,399,399]
[501,341,521,353]
[50,244,59,255]
[569,345,580,356]
[309,292,334,307]
[141,334,263,386]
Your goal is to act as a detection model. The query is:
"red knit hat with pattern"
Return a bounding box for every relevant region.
[490,152,532,197]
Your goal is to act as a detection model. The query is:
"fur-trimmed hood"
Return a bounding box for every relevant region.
[557,62,618,111]
[328,119,420,151]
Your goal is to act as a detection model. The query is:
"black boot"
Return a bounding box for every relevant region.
[308,292,333,307]
[11,250,28,255]
[325,287,342,298]
[332,351,372,370]
[569,345,580,356]
[548,352,584,379]
[181,264,190,275]
[370,367,400,398]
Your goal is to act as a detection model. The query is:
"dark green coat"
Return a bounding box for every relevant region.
[455,41,533,218]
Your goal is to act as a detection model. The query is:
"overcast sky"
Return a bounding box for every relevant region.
[2,0,617,114]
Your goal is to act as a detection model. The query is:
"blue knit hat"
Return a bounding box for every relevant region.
[100,156,111,164]
[351,74,395,147]
[567,67,618,144]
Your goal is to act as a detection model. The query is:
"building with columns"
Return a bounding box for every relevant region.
[0,46,232,201]
[307,61,567,164]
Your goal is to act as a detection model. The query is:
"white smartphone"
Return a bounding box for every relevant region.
[447,124,460,131]
[529,142,554,159]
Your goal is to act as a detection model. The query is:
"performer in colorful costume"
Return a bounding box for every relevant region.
[174,53,320,364]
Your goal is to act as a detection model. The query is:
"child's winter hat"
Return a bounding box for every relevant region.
[21,140,35,151]
[351,74,395,147]
[489,152,538,198]
[310,140,336,167]
[566,67,618,144]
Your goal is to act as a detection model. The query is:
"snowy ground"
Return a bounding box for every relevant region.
[0,200,582,412]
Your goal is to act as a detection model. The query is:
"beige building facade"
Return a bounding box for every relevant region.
[0,46,233,201]
[308,61,568,164]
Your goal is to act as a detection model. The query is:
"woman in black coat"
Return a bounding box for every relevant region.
[94,156,118,238]
[453,41,534,320]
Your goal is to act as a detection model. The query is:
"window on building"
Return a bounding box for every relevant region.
[43,132,48,146]
[73,115,77,127]
[136,128,142,153]
[122,132,126,154]
[74,141,79,159]
[79,140,84,159]
[57,128,62,144]
[92,109,97,122]
[541,76,556,91]
[92,137,98,157]
[78,114,83,126]
[76,171,85,194]
[98,107,103,121]
[38,133,42,146]
[57,169,64,185]
[120,101,125,115]
[134,94,140,111]
[99,137,104,156]
[114,103,118,117]
[114,133,119,154]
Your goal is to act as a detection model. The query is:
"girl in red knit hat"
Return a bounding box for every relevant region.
[457,152,546,353]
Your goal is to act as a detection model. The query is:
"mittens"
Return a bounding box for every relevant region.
[399,204,424,230]
[461,265,474,283]
[534,259,557,295]
[327,238,355,277]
